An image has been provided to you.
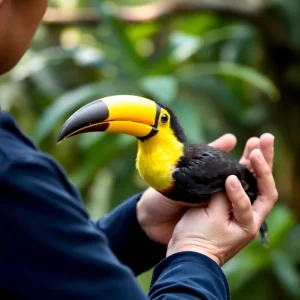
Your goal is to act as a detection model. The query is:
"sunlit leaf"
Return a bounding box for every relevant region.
[138,269,152,293]
[169,32,203,63]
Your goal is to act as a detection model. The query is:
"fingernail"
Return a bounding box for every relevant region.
[230,177,239,189]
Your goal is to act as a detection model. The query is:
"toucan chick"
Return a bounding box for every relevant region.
[57,95,269,246]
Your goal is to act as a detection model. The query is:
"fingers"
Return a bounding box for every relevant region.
[259,133,274,170]
[225,176,256,231]
[239,137,260,168]
[208,192,232,221]
[209,133,237,153]
[250,149,278,225]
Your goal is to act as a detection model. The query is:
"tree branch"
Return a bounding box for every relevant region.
[44,1,260,25]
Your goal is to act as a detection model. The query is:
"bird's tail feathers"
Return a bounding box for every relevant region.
[243,167,258,203]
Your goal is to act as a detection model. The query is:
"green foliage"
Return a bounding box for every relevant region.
[1,0,299,299]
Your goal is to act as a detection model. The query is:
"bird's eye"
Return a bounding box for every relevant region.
[161,114,169,124]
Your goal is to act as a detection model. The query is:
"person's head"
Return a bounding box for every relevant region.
[0,0,48,75]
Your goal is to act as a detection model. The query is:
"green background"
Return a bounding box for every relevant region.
[1,0,300,299]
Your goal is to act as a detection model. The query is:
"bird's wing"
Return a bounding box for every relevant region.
[172,144,244,197]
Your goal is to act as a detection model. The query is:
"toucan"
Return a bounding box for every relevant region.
[57,95,268,246]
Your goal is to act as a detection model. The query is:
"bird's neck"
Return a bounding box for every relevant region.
[136,132,184,192]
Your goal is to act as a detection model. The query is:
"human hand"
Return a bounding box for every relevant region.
[166,134,277,266]
[137,134,237,245]
[137,133,239,245]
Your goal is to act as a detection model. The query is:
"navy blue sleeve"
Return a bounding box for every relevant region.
[0,155,230,299]
[150,252,230,300]
[0,157,149,298]
[94,193,167,275]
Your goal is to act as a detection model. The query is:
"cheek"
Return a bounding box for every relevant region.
[0,0,48,74]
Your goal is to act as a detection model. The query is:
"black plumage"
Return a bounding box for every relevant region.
[171,144,257,203]
[159,104,268,246]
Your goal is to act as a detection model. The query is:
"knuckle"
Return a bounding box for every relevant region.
[239,200,251,212]
[248,226,259,240]
[272,189,279,202]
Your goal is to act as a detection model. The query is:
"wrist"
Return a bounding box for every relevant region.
[167,238,221,266]
[136,198,148,234]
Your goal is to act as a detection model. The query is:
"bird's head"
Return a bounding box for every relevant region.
[57,95,187,145]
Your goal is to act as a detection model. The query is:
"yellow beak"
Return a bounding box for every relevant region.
[57,95,161,142]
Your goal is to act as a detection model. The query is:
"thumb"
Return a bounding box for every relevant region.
[225,175,255,230]
[207,191,232,221]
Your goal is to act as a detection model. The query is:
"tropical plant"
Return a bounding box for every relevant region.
[1,0,300,298]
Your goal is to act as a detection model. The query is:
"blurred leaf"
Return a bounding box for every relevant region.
[241,105,269,126]
[223,250,268,291]
[2,1,300,298]
[266,204,295,248]
[169,31,203,63]
[177,62,280,101]
[11,47,75,81]
[72,46,106,67]
[77,132,108,150]
[138,269,153,293]
[271,250,300,297]
[169,26,252,64]
[0,82,24,110]
[91,0,144,75]
[69,133,135,189]
[268,0,300,47]
[127,22,160,41]
[172,100,205,144]
[109,149,139,207]
[179,76,242,122]
[173,13,219,35]
[140,75,178,104]
[283,224,300,262]
[33,82,105,142]
[86,168,115,220]
[201,25,253,49]
[33,79,140,142]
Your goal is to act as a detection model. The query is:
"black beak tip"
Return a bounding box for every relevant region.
[56,135,63,144]
[55,100,110,144]
[56,133,64,144]
[56,127,68,144]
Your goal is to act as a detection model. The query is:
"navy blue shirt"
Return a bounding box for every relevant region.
[0,111,230,299]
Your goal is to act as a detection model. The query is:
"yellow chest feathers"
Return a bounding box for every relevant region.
[136,132,184,191]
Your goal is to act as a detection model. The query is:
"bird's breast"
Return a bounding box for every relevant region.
[136,138,184,192]
[136,149,177,191]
